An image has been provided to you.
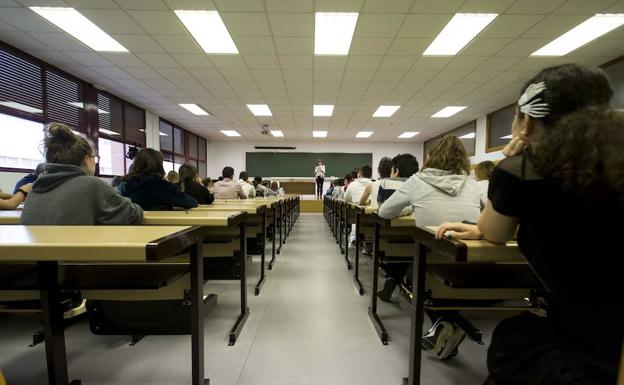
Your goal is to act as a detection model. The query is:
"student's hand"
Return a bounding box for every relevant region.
[20,183,33,193]
[435,222,482,240]
[502,136,526,157]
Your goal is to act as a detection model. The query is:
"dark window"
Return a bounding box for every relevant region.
[97,93,123,136]
[603,58,624,109]
[159,120,173,152]
[0,49,43,119]
[124,103,145,147]
[173,126,184,155]
[487,104,516,151]
[45,70,83,131]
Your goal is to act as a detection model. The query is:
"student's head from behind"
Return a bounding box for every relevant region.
[345,173,354,182]
[222,166,234,179]
[254,176,262,184]
[127,148,165,180]
[44,123,97,176]
[359,165,372,179]
[166,170,179,183]
[377,157,393,179]
[270,181,278,190]
[514,63,624,202]
[239,171,249,181]
[201,178,212,188]
[424,135,470,175]
[218,176,224,181]
[475,161,495,181]
[178,164,199,184]
[351,169,359,179]
[391,154,419,178]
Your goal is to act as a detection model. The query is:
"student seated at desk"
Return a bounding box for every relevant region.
[254,176,267,196]
[331,179,345,199]
[359,157,392,206]
[0,184,31,210]
[119,148,198,210]
[343,165,372,203]
[177,164,214,204]
[166,170,179,184]
[360,154,419,208]
[437,64,624,385]
[378,135,481,360]
[13,162,45,193]
[21,123,143,224]
[213,166,247,199]
[238,171,256,198]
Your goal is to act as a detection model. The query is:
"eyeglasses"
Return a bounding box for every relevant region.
[89,155,100,163]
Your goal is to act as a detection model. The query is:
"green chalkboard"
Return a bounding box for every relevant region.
[246,152,372,178]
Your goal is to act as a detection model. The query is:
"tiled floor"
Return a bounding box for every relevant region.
[0,214,500,385]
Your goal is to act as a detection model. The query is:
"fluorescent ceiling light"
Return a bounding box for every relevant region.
[221,130,241,137]
[532,14,624,56]
[0,101,43,114]
[356,131,373,138]
[67,101,108,114]
[313,104,334,117]
[174,10,238,54]
[500,134,513,139]
[99,128,120,136]
[314,12,359,55]
[459,132,475,139]
[398,132,419,139]
[271,130,284,137]
[423,13,498,56]
[313,130,328,138]
[179,103,210,116]
[30,7,127,52]
[247,104,272,116]
[372,105,401,117]
[432,106,466,118]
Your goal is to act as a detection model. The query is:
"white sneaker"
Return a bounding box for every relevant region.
[421,320,454,355]
[437,325,466,361]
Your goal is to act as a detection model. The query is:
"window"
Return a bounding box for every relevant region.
[159,118,187,173]
[603,57,624,110]
[46,70,83,131]
[486,104,516,152]
[98,137,125,176]
[0,112,45,170]
[0,48,44,120]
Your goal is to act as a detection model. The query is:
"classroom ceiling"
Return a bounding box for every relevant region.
[1,0,624,143]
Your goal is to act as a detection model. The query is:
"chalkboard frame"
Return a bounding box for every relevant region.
[245,152,373,178]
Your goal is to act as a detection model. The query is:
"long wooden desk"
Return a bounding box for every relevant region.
[0,225,208,385]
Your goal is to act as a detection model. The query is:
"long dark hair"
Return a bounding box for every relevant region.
[178,163,198,192]
[520,63,624,203]
[44,123,93,166]
[122,148,165,181]
[424,135,470,175]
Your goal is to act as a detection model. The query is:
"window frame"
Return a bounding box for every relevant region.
[486,103,516,153]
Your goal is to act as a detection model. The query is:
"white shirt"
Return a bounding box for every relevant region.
[238,179,256,198]
[343,178,372,203]
[332,185,344,199]
[314,165,326,178]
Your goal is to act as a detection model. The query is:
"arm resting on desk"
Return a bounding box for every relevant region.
[477,201,518,244]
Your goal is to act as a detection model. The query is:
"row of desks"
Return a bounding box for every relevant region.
[323,196,535,385]
[0,195,300,385]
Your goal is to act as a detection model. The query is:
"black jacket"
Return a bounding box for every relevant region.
[176,181,214,205]
[118,175,198,210]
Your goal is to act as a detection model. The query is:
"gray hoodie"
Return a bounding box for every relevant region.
[21,163,143,225]
[378,168,480,226]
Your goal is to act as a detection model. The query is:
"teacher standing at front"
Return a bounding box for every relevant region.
[314,159,325,199]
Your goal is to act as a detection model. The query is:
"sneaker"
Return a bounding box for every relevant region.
[437,325,466,361]
[376,278,398,302]
[421,320,454,355]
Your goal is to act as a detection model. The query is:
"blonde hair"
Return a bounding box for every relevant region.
[475,161,495,181]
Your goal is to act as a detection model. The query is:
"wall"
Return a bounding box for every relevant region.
[206,140,424,179]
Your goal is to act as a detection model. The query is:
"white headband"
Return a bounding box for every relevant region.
[518,82,550,118]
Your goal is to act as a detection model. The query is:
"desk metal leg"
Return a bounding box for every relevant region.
[190,242,210,385]
[344,207,352,270]
[269,209,277,270]
[353,212,364,295]
[229,223,250,346]
[255,211,267,295]
[277,205,283,254]
[405,243,427,385]
[38,261,80,385]
[368,223,389,344]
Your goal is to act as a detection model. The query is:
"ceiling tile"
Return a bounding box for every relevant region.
[243,54,280,69]
[398,14,452,38]
[445,56,488,71]
[354,14,406,37]
[79,9,144,34]
[410,0,463,13]
[114,0,168,9]
[220,68,254,80]
[126,11,187,35]
[28,32,91,51]
[0,31,53,51]
[314,69,344,80]
[251,69,283,80]
[98,53,147,67]
[235,37,276,55]
[350,38,393,55]
[413,57,451,70]
[92,66,133,79]
[153,35,203,54]
[187,68,223,79]
[155,67,193,80]
[65,0,119,8]
[135,53,180,67]
[506,0,567,13]
[431,70,469,82]
[459,38,511,56]
[373,70,406,81]
[112,34,165,53]
[364,0,413,12]
[496,38,550,56]
[265,0,314,12]
[521,15,588,39]
[343,70,375,81]
[386,38,429,55]
[122,66,164,80]
[346,55,383,69]
[174,53,214,68]
[314,0,364,12]
[221,12,271,37]
[403,69,438,81]
[0,8,56,32]
[480,15,544,39]
[209,55,247,69]
[61,51,111,66]
[379,56,417,70]
[163,0,217,9]
[268,13,313,37]
[313,56,347,69]
[459,0,515,12]
[214,0,265,11]
[274,37,314,55]
[279,55,313,69]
